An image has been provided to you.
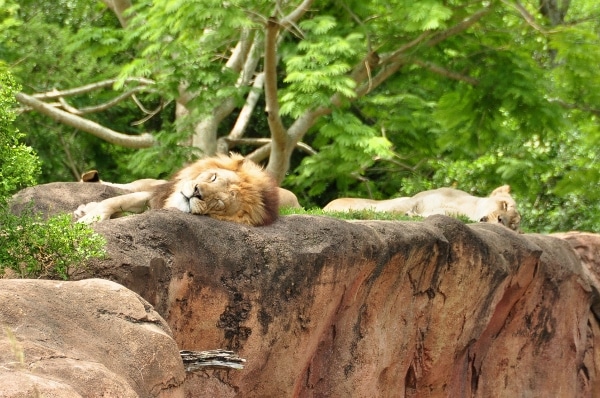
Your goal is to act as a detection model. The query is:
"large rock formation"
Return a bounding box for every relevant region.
[6,183,600,397]
[0,278,186,397]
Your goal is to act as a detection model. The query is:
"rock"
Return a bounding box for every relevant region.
[8,183,600,396]
[0,278,186,397]
[10,182,124,218]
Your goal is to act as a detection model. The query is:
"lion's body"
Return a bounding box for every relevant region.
[323,185,521,231]
[76,154,280,226]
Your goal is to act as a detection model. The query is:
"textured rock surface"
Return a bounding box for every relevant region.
[9,183,600,397]
[0,278,186,398]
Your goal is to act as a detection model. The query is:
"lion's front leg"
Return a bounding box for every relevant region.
[75,192,154,224]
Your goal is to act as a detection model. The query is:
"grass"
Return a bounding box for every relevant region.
[279,206,474,224]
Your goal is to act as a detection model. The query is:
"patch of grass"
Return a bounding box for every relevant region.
[279,206,420,221]
[280,206,476,225]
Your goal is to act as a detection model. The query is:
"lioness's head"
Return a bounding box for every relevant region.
[159,153,279,226]
[480,208,521,231]
[481,185,521,231]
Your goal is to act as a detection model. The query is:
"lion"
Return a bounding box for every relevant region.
[323,185,521,231]
[75,153,280,226]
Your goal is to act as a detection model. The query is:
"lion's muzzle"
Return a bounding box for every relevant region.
[192,185,203,200]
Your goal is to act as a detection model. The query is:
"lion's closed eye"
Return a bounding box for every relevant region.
[210,173,217,182]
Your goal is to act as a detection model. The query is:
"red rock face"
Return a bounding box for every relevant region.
[8,183,600,397]
[83,211,598,397]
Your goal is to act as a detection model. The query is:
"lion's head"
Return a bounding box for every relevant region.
[157,153,279,226]
[479,185,521,231]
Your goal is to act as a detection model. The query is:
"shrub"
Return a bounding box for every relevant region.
[0,69,106,279]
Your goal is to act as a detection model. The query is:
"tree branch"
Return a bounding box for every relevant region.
[15,92,156,148]
[231,72,265,140]
[411,58,479,85]
[426,5,493,47]
[225,137,316,155]
[264,17,287,151]
[31,78,155,100]
[100,0,133,28]
[548,98,600,116]
[51,86,155,115]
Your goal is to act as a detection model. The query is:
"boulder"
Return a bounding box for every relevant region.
[7,183,600,397]
[0,278,186,397]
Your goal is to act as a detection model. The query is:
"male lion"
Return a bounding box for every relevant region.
[323,185,521,231]
[75,153,280,226]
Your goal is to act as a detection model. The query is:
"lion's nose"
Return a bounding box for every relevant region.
[192,185,203,200]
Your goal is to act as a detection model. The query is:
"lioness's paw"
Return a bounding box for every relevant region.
[74,202,98,218]
[74,202,109,224]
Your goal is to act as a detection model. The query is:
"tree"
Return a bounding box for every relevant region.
[4,0,600,232]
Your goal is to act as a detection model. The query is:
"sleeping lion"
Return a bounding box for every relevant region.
[323,185,521,231]
[75,153,281,226]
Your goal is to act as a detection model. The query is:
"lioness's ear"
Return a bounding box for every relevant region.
[500,200,508,211]
[490,185,511,196]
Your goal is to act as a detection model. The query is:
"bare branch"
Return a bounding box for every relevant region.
[264,0,315,152]
[548,98,600,116]
[32,78,156,100]
[502,0,551,33]
[356,58,408,98]
[15,92,156,148]
[225,137,316,155]
[411,58,479,85]
[280,0,314,29]
[264,17,287,149]
[100,0,133,28]
[246,143,272,164]
[230,72,265,140]
[131,99,171,126]
[426,5,493,47]
[50,86,156,115]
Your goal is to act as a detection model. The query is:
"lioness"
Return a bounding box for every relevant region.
[323,185,521,231]
[75,153,280,226]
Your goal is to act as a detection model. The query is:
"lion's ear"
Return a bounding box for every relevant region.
[227,152,246,168]
[500,200,508,211]
[81,170,100,183]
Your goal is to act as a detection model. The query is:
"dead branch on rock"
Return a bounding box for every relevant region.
[180,349,246,371]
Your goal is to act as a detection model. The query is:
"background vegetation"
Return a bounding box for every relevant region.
[2,0,599,233]
[0,69,105,279]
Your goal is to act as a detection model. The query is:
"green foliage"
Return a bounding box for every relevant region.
[5,0,600,234]
[0,70,106,279]
[287,110,393,198]
[0,70,39,198]
[0,206,106,279]
[280,17,362,116]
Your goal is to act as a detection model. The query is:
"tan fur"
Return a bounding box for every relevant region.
[323,185,521,231]
[76,153,280,227]
[278,188,302,209]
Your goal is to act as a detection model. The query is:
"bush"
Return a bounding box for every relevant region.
[0,69,106,279]
[0,205,106,279]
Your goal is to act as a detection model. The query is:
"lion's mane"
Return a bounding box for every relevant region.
[150,153,279,226]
